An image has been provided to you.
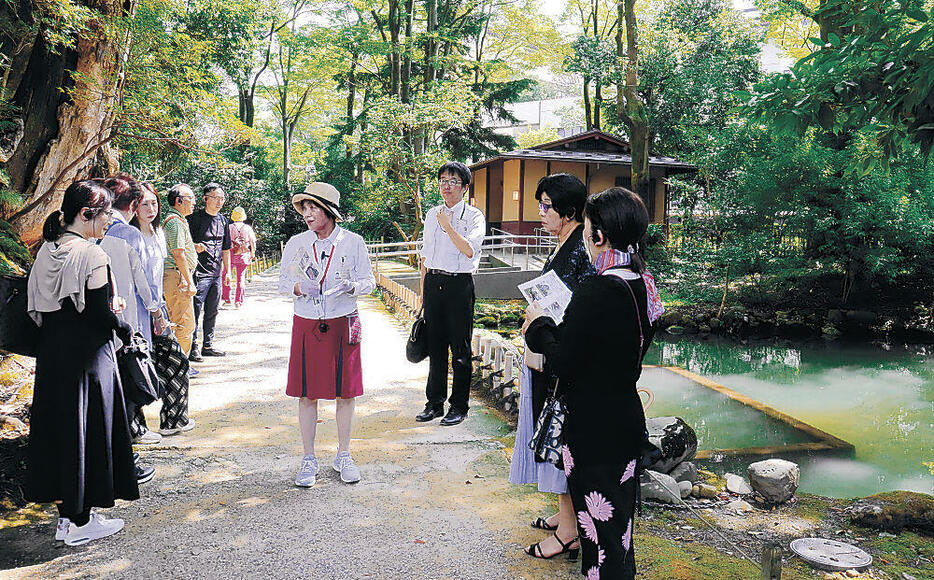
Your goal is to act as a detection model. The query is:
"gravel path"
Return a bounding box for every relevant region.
[0,268,580,579]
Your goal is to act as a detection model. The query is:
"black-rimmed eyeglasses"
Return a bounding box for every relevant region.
[439,178,462,188]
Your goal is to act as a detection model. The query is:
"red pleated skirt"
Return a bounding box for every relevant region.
[286,314,363,399]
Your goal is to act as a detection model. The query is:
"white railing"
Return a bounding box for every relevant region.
[367,230,556,271]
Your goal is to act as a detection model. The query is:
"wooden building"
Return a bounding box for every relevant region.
[468,130,696,235]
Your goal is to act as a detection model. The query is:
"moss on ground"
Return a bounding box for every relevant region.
[634,531,785,579]
[861,530,934,578]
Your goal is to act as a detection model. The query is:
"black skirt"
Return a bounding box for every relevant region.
[25,287,139,515]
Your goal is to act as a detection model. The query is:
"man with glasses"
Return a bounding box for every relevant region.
[186,182,232,361]
[164,184,199,362]
[416,162,486,426]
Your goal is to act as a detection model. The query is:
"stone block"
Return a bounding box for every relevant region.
[747,459,799,504]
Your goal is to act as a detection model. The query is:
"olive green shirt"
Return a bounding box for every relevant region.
[163,207,197,270]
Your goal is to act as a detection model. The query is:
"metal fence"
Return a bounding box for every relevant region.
[366,229,557,272]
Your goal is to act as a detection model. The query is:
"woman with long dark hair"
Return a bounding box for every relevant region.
[522,187,664,578]
[132,182,195,437]
[26,180,139,546]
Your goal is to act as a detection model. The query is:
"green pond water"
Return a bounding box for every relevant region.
[642,337,934,499]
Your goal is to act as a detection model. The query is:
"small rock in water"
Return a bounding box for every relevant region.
[644,417,698,473]
[669,461,698,483]
[747,459,799,504]
[678,480,692,499]
[725,473,753,495]
[640,470,681,504]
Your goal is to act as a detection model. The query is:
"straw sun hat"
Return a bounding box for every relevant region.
[231,206,246,222]
[291,182,342,221]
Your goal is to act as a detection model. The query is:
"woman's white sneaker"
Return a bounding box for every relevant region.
[159,419,196,436]
[333,452,361,483]
[294,455,319,487]
[133,429,162,445]
[55,517,70,540]
[64,512,124,546]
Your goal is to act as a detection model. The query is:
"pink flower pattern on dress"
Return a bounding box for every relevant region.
[586,566,600,580]
[585,491,615,521]
[597,547,606,566]
[621,518,633,552]
[578,510,599,543]
[562,445,574,476]
[620,459,636,484]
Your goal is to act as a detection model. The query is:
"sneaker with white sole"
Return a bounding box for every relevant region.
[332,451,361,483]
[55,517,70,541]
[64,512,124,546]
[159,419,196,436]
[294,455,319,487]
[133,429,162,445]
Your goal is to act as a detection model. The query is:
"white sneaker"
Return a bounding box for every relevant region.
[55,517,70,540]
[64,512,124,546]
[295,455,319,487]
[159,419,196,436]
[332,451,361,484]
[133,429,162,445]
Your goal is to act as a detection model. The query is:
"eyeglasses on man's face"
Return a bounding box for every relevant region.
[439,178,463,188]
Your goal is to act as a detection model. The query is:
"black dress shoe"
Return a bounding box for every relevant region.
[415,406,444,422]
[440,408,467,426]
[188,350,203,362]
[202,346,226,357]
[135,464,155,485]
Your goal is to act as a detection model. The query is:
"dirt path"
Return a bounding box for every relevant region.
[0,269,577,579]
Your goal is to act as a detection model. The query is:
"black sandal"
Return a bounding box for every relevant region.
[530,516,558,531]
[524,532,580,561]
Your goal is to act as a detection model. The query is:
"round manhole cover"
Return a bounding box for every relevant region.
[790,538,873,571]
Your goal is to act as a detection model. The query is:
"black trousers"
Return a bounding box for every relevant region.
[192,273,221,352]
[423,272,474,413]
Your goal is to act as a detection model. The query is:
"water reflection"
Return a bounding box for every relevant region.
[645,336,934,498]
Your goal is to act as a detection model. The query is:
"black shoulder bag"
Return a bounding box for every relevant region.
[118,331,163,405]
[405,307,429,363]
[0,273,39,357]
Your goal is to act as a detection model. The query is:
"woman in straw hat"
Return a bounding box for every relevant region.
[222,205,256,308]
[278,182,375,487]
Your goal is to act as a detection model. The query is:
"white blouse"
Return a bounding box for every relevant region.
[278,226,376,320]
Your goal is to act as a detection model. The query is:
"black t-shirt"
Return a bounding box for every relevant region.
[187,209,231,277]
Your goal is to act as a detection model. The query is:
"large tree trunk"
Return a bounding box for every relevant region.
[583,76,593,130]
[389,0,401,97]
[3,0,130,248]
[424,0,438,85]
[617,0,649,196]
[400,0,414,104]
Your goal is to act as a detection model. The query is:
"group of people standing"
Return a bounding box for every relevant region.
[21,159,658,579]
[407,163,663,579]
[24,174,256,546]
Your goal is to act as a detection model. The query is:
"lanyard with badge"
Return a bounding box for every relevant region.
[310,239,335,332]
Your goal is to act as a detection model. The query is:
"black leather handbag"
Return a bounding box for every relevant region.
[528,379,566,467]
[118,331,163,405]
[0,273,39,357]
[405,308,429,363]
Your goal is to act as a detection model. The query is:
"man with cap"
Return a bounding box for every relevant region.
[416,161,486,426]
[186,182,232,361]
[278,182,376,487]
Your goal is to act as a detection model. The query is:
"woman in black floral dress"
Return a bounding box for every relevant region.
[524,187,665,579]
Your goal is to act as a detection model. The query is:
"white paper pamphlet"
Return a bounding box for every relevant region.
[518,269,572,323]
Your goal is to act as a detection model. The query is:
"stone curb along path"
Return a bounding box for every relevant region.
[1,268,579,579]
